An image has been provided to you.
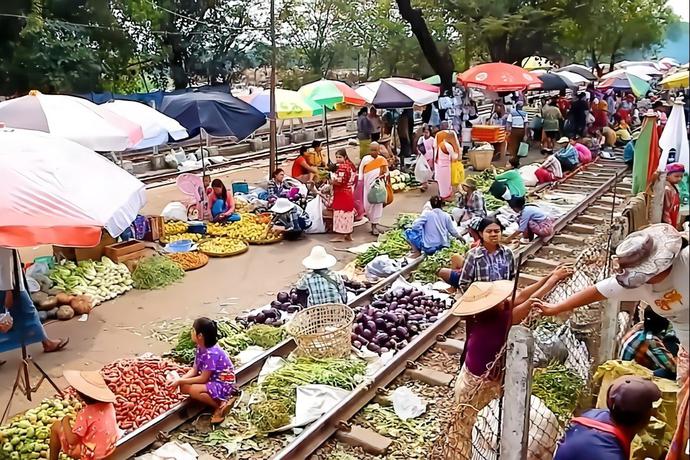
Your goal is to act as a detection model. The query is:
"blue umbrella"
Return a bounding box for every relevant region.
[160,91,266,177]
[160,91,266,139]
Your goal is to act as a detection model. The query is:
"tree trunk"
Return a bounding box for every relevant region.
[590,48,602,77]
[609,35,622,74]
[463,23,471,71]
[365,39,374,81]
[396,0,454,94]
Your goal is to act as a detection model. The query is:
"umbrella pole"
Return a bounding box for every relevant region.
[324,105,331,164]
[199,132,206,179]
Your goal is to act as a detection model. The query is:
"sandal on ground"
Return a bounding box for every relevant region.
[211,396,237,424]
[43,338,69,353]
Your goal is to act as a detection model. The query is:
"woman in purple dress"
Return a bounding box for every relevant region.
[171,317,236,423]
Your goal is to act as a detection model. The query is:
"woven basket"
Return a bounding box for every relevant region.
[201,245,249,258]
[248,234,284,245]
[286,303,354,359]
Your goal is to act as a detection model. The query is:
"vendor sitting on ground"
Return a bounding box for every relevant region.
[296,246,348,306]
[292,146,319,184]
[171,317,237,424]
[456,178,487,241]
[535,152,563,184]
[208,179,239,223]
[267,168,290,201]
[271,198,312,240]
[450,265,573,456]
[553,376,661,460]
[488,158,526,201]
[509,196,555,242]
[570,137,592,164]
[50,370,120,460]
[555,137,580,172]
[405,196,462,256]
[620,306,679,380]
[307,140,326,168]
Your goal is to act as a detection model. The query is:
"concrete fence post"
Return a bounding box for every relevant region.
[650,171,666,224]
[500,326,534,460]
[597,299,621,365]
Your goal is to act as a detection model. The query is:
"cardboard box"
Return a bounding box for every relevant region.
[53,231,117,262]
[104,241,146,263]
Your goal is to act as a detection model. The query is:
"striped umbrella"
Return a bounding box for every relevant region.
[631,112,661,195]
[298,80,366,162]
[297,79,366,108]
[0,91,143,151]
[241,89,323,119]
[355,78,439,108]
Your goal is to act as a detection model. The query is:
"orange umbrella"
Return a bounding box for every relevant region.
[458,63,542,92]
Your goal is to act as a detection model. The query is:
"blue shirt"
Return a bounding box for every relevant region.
[623,140,635,163]
[554,409,627,460]
[557,144,580,165]
[412,208,460,250]
[518,205,549,232]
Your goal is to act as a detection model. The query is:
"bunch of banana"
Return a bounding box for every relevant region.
[163,221,188,236]
[207,222,233,237]
[199,238,247,255]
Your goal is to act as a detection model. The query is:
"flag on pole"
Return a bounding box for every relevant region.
[631,113,660,195]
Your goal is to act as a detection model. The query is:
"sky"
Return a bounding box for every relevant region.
[669,0,689,21]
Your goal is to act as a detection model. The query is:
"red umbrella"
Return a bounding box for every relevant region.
[458,63,542,92]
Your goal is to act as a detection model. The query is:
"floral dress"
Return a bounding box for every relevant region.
[195,344,236,401]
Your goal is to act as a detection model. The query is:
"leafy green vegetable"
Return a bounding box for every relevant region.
[245,324,287,349]
[132,256,185,290]
[532,363,584,425]
[394,213,420,230]
[355,229,410,267]
[412,239,468,284]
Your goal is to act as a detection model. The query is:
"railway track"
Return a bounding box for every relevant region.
[117,151,630,459]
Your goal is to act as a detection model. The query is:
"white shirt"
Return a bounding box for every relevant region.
[595,246,689,345]
[0,248,24,292]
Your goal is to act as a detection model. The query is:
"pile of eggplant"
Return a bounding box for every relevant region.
[351,287,450,354]
[342,277,374,296]
[239,289,305,327]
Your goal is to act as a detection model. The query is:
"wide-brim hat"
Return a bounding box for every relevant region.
[613,223,683,288]
[452,280,514,316]
[302,245,337,270]
[64,370,116,403]
[270,197,295,214]
[556,136,569,144]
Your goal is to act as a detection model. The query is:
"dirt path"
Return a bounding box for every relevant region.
[1,146,433,416]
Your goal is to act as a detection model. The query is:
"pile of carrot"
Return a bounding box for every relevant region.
[100,358,189,431]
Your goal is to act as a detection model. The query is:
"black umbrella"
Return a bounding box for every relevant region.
[537,73,577,91]
[160,91,266,177]
[558,64,597,81]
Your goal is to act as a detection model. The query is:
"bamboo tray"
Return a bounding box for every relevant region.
[166,252,209,271]
[201,245,249,258]
[248,234,284,245]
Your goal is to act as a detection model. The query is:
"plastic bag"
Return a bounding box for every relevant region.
[519,164,540,187]
[365,255,402,282]
[164,153,178,169]
[392,387,426,420]
[0,311,13,333]
[414,154,433,183]
[367,179,388,204]
[450,160,464,186]
[161,202,188,222]
[518,142,529,158]
[304,197,326,234]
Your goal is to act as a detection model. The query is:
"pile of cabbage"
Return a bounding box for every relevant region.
[49,257,133,306]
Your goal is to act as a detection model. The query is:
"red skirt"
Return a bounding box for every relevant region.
[332,186,354,212]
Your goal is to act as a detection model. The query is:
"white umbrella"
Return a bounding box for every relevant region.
[0,128,146,247]
[659,99,689,171]
[99,100,189,149]
[556,64,597,81]
[615,60,661,70]
[602,68,656,81]
[0,91,143,151]
[554,70,590,86]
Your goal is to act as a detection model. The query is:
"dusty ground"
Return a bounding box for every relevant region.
[0,143,433,416]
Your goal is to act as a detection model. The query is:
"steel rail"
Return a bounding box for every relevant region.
[107,256,423,458]
[270,158,631,460]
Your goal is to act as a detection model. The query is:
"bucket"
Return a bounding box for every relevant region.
[469,149,494,171]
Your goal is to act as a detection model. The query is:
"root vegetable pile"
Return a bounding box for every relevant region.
[0,397,81,459]
[100,358,188,431]
[198,238,247,255]
[351,287,450,354]
[166,252,209,271]
[207,214,280,242]
[49,257,133,305]
[132,256,185,290]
